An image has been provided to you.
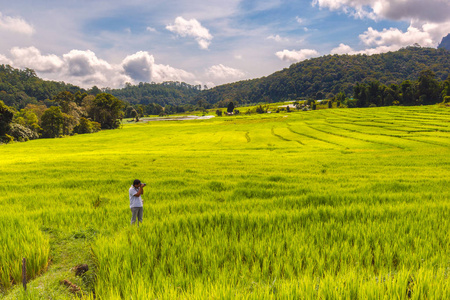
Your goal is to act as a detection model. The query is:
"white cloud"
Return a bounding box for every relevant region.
[206,64,245,79]
[332,21,450,56]
[311,0,450,23]
[0,53,12,65]
[330,43,355,55]
[360,26,434,47]
[330,43,399,55]
[3,46,198,88]
[61,50,129,88]
[372,0,450,23]
[267,35,290,43]
[8,47,120,86]
[275,49,320,63]
[121,51,195,83]
[146,27,157,33]
[296,16,304,24]
[122,51,154,82]
[152,63,195,83]
[204,82,216,89]
[166,16,213,50]
[11,47,63,72]
[0,12,34,35]
[63,50,112,77]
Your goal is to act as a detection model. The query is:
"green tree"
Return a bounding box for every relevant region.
[137,106,144,118]
[74,91,88,106]
[0,100,14,137]
[227,101,235,113]
[255,105,265,114]
[73,117,101,134]
[88,86,102,96]
[53,91,75,113]
[367,81,382,106]
[14,109,41,133]
[41,106,64,138]
[89,93,124,129]
[401,80,416,105]
[335,92,346,103]
[417,70,440,104]
[62,113,77,135]
[24,104,47,119]
[353,83,368,107]
[441,75,450,100]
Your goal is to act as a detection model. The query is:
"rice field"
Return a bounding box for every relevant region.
[1,105,449,299]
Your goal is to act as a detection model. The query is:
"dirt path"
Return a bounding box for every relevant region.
[4,230,96,299]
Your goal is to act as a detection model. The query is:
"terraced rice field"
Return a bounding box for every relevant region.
[1,105,449,299]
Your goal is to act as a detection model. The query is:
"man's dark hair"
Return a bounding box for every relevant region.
[133,179,141,186]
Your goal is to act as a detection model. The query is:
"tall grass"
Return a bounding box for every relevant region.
[0,105,449,298]
[0,217,49,290]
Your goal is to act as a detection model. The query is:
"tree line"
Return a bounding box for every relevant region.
[1,46,449,112]
[194,46,450,107]
[336,70,450,108]
[1,91,123,143]
[1,46,450,144]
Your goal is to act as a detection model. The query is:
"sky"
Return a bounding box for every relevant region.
[0,0,449,89]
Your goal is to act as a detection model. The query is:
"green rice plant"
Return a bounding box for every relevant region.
[0,105,449,298]
[0,217,50,290]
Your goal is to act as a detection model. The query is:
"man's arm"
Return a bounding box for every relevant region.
[133,184,145,197]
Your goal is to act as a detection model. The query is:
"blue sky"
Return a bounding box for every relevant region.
[0,0,448,88]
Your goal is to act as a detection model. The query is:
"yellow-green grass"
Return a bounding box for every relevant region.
[0,105,449,299]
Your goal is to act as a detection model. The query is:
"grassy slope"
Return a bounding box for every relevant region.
[0,105,449,299]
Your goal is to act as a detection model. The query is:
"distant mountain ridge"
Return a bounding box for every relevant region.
[438,34,450,51]
[198,46,450,105]
[1,46,449,110]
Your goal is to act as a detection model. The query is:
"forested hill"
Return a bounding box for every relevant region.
[105,81,202,107]
[0,64,202,109]
[0,65,84,109]
[1,46,449,110]
[198,46,450,105]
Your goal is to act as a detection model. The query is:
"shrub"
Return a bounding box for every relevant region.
[74,117,101,134]
[1,134,14,144]
[256,105,265,114]
[7,123,39,141]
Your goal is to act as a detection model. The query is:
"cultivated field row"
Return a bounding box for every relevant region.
[1,106,449,299]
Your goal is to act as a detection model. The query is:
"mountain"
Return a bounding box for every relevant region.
[0,65,85,109]
[106,81,202,107]
[0,65,201,110]
[198,46,450,105]
[1,46,449,110]
[438,34,450,51]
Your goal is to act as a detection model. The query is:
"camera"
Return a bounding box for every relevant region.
[142,183,147,187]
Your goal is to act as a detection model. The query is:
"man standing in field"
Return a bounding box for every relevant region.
[129,179,145,225]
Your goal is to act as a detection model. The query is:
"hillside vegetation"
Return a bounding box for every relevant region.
[1,106,450,299]
[1,47,449,111]
[0,66,201,111]
[199,47,450,105]
[0,65,84,109]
